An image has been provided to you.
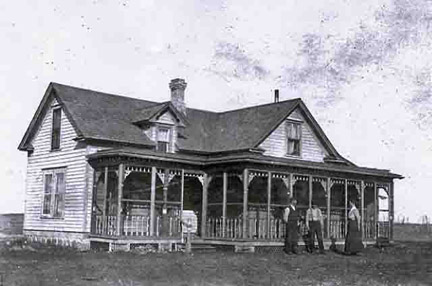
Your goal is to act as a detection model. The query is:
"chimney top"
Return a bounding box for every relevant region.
[274,89,279,103]
[169,78,187,91]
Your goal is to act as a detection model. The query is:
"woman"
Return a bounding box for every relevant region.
[344,200,364,255]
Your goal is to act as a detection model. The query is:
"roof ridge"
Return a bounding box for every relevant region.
[51,82,301,115]
[215,98,301,115]
[50,82,159,105]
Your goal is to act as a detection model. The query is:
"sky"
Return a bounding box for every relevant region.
[0,0,431,222]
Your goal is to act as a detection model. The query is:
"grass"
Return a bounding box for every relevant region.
[0,240,431,286]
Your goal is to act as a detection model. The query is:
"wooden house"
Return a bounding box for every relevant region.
[18,79,403,251]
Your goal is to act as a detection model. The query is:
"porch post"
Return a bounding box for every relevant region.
[150,166,156,236]
[309,175,313,208]
[361,180,365,240]
[161,168,169,237]
[242,168,249,239]
[201,173,208,238]
[389,181,394,241]
[180,169,185,241]
[267,171,271,238]
[116,163,124,236]
[289,174,294,199]
[102,167,108,233]
[326,177,331,239]
[222,171,227,237]
[374,182,378,240]
[344,179,348,236]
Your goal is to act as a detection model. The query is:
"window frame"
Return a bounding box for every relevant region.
[51,107,62,151]
[41,168,66,219]
[156,125,172,153]
[285,120,302,157]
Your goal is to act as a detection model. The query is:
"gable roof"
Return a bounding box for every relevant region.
[17,82,350,165]
[132,101,188,127]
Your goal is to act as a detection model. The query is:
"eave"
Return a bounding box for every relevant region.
[86,148,403,180]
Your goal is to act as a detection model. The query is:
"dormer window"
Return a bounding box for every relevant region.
[157,127,170,153]
[286,121,301,156]
[51,108,61,150]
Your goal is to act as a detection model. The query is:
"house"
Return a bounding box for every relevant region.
[18,79,403,251]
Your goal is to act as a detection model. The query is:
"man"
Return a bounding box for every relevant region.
[283,198,300,254]
[306,202,325,254]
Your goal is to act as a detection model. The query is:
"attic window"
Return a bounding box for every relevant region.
[51,108,61,150]
[286,121,301,156]
[157,127,170,153]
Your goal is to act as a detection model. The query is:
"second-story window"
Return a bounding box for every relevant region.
[51,108,61,150]
[157,127,170,153]
[286,121,301,156]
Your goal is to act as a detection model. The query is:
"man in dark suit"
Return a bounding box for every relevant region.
[283,198,300,254]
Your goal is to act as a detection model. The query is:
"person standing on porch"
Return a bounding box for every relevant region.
[344,200,364,255]
[283,198,300,254]
[306,202,325,254]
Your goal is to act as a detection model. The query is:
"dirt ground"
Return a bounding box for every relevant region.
[0,239,431,286]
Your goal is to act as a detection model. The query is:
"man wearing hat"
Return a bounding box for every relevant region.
[283,198,300,254]
[306,202,325,254]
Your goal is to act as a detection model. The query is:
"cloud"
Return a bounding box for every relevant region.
[208,42,269,81]
[281,0,432,106]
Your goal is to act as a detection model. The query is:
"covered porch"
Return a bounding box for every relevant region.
[88,150,396,250]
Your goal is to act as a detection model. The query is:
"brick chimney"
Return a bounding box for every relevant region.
[274,89,280,103]
[169,78,187,115]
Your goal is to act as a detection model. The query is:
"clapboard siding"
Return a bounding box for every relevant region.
[259,108,327,162]
[24,97,89,233]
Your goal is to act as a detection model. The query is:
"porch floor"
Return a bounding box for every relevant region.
[88,234,377,252]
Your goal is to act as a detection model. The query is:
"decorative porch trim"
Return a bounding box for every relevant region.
[125,166,151,173]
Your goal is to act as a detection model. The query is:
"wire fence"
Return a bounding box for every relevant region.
[395,214,432,234]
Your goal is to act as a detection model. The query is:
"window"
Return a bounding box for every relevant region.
[42,169,66,218]
[157,127,170,152]
[51,108,61,150]
[286,121,301,156]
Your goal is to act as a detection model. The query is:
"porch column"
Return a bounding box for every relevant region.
[267,171,271,238]
[161,169,169,237]
[222,171,227,237]
[150,166,157,236]
[344,179,348,236]
[309,175,313,208]
[116,163,124,236]
[326,177,331,238]
[374,182,378,240]
[289,173,293,199]
[180,169,185,241]
[361,180,365,240]
[102,167,108,233]
[389,181,394,241]
[201,173,208,238]
[242,168,249,239]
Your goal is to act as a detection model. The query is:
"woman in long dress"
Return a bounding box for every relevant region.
[344,200,364,255]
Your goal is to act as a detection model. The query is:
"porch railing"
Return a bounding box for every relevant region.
[93,214,378,241]
[206,217,285,240]
[92,215,181,237]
